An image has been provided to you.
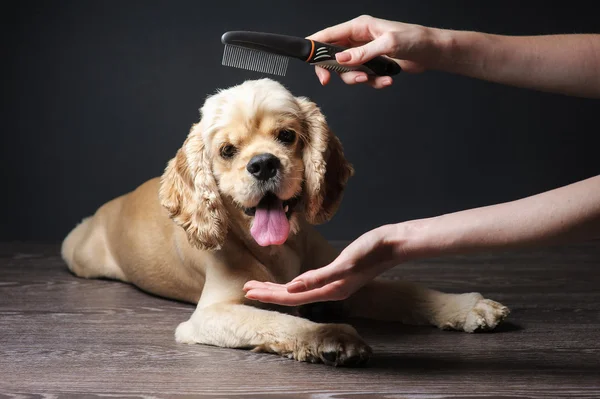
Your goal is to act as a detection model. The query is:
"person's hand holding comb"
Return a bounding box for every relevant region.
[306,15,437,88]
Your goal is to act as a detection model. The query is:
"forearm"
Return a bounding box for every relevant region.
[400,175,600,259]
[431,29,600,98]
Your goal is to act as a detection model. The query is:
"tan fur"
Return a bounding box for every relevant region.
[62,78,509,366]
[159,128,228,251]
[296,96,354,224]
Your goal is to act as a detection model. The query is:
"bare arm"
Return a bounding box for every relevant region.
[244,175,600,305]
[435,31,600,99]
[404,174,600,257]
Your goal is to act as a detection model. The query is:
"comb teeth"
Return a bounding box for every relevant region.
[312,59,364,74]
[222,45,289,76]
[318,64,354,73]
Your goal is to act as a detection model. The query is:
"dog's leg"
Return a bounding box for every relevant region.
[174,301,371,366]
[339,278,510,333]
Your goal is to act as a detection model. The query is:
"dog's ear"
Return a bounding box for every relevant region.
[158,122,228,250]
[297,96,354,224]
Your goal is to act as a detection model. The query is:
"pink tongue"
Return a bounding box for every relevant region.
[250,197,290,246]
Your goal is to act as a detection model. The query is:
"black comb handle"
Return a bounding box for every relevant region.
[307,41,402,76]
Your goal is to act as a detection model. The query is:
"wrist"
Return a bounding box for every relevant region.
[376,221,427,262]
[427,28,492,74]
[384,217,452,262]
[417,26,459,71]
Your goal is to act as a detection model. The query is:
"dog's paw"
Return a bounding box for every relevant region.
[462,298,510,333]
[174,320,197,344]
[309,324,372,367]
[254,323,372,367]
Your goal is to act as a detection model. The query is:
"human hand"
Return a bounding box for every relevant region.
[307,15,443,88]
[243,224,404,306]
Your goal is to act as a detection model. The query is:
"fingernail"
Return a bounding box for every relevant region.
[336,51,351,63]
[355,75,368,83]
[287,281,307,293]
[382,78,392,86]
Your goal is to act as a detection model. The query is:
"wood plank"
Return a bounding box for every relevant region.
[1,240,599,398]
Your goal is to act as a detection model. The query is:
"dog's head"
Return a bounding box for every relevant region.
[159,78,353,250]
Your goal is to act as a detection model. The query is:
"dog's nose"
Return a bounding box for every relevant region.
[247,153,281,181]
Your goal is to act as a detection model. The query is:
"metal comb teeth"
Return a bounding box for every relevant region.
[222,45,289,76]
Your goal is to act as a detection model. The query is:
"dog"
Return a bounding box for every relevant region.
[61,78,509,366]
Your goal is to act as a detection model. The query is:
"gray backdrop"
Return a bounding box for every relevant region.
[2,1,599,242]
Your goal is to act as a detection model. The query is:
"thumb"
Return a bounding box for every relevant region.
[335,34,394,65]
[287,260,349,293]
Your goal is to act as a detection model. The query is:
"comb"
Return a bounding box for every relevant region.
[221,30,402,77]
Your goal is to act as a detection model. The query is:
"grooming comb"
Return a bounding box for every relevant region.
[221,30,402,77]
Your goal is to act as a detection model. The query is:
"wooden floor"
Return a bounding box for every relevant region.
[1,240,599,398]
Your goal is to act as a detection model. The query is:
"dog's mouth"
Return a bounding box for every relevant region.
[243,193,299,218]
[243,192,300,247]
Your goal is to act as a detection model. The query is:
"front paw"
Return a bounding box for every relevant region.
[310,324,372,367]
[174,320,197,344]
[255,323,372,367]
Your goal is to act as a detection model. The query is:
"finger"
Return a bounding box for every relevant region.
[369,76,394,89]
[314,66,331,85]
[285,280,307,292]
[243,280,262,291]
[243,281,287,291]
[243,281,278,291]
[335,70,395,87]
[245,283,343,306]
[245,288,298,305]
[306,17,374,45]
[337,71,370,85]
[335,35,396,66]
[262,281,285,287]
[262,282,289,290]
[348,75,394,89]
[287,262,350,293]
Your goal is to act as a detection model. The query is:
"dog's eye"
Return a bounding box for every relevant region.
[220,144,237,159]
[277,130,296,144]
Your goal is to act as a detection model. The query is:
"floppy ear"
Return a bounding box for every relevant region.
[158,122,228,251]
[297,96,354,224]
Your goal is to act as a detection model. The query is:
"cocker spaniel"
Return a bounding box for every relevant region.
[61,78,509,366]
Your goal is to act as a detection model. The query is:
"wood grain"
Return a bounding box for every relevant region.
[1,240,599,398]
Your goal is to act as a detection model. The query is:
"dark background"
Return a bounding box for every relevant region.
[2,1,599,242]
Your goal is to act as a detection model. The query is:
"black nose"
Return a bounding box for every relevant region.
[246,153,281,181]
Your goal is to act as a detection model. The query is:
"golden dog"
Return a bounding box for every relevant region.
[61,78,509,366]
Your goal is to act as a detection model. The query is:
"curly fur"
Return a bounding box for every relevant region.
[159,123,228,251]
[297,97,354,224]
